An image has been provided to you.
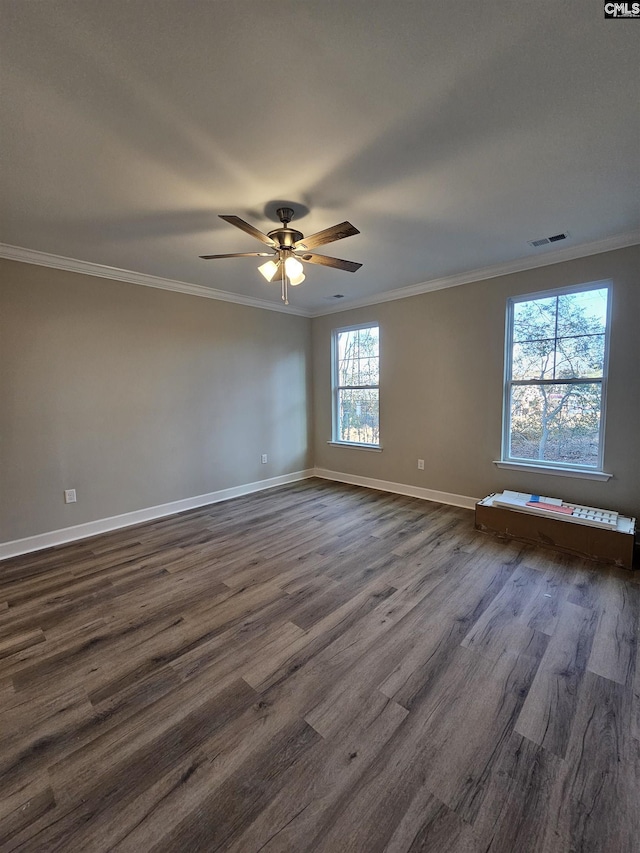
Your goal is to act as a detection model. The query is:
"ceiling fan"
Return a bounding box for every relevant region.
[200,207,362,304]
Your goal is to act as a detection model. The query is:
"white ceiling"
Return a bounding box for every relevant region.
[1,1,638,314]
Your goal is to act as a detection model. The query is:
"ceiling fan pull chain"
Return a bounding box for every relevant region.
[281,264,289,305]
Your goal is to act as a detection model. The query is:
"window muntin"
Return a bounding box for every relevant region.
[332,324,380,446]
[503,283,610,470]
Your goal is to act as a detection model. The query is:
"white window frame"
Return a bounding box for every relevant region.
[501,280,612,475]
[331,322,380,449]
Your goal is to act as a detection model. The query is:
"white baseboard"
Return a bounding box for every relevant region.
[312,467,479,510]
[0,470,315,561]
[0,468,477,561]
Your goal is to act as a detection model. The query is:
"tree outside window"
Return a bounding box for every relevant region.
[332,324,380,446]
[503,284,610,469]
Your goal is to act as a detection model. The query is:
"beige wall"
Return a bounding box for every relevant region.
[312,245,640,520]
[2,245,638,548]
[0,259,312,542]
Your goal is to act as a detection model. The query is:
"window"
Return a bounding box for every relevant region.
[332,323,380,446]
[502,282,611,471]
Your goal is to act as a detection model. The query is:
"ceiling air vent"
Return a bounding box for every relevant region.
[528,232,569,248]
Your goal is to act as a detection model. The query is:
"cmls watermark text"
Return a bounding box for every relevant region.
[604,2,640,17]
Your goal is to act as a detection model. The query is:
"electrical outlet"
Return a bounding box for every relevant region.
[417,459,425,470]
[64,489,77,503]
[261,454,268,464]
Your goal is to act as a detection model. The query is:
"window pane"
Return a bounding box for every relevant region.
[337,329,358,361]
[557,289,608,338]
[339,357,379,386]
[338,355,359,386]
[357,356,379,385]
[338,388,379,444]
[554,334,605,379]
[513,296,556,342]
[509,383,602,467]
[338,327,379,386]
[512,339,555,380]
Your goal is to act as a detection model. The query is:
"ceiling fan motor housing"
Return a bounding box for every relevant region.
[267,227,304,249]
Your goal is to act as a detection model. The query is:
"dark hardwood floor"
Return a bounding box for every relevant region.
[1,479,638,852]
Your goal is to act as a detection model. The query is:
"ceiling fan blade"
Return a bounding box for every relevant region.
[199,252,274,259]
[219,215,276,247]
[295,221,359,250]
[299,253,362,272]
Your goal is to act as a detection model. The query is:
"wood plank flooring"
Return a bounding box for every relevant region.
[0,479,638,852]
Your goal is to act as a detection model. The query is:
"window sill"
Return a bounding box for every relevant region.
[493,461,612,481]
[327,441,382,452]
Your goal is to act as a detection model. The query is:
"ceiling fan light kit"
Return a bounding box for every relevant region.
[200,206,361,305]
[285,255,304,280]
[258,259,280,282]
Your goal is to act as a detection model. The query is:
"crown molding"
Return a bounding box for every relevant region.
[0,243,312,317]
[1,230,637,319]
[309,230,640,316]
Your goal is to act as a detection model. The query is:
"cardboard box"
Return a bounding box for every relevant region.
[475,495,636,570]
